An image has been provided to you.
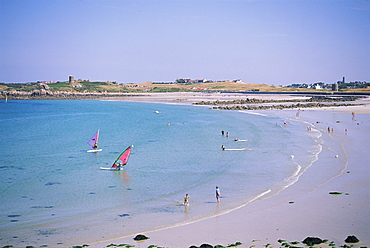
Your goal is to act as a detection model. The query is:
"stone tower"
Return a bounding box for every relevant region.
[332,82,338,91]
[69,75,74,84]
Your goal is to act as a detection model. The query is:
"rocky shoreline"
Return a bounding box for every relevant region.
[194,96,362,105]
[193,96,364,110]
[64,234,363,248]
[0,90,148,99]
[210,102,361,110]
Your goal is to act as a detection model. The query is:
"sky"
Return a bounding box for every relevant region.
[0,0,369,85]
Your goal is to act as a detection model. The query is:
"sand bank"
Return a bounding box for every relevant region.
[101,92,312,104]
[86,94,370,248]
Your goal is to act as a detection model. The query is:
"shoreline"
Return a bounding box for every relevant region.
[86,94,369,248]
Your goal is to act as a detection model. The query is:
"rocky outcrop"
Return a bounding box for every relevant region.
[133,234,149,241]
[302,237,324,246]
[345,235,359,243]
[194,96,362,105]
[209,102,359,111]
[0,90,147,99]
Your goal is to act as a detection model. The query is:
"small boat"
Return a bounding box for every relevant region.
[87,130,102,152]
[100,146,132,170]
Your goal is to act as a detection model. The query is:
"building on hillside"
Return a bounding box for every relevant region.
[176,78,208,83]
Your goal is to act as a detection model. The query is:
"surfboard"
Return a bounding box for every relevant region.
[87,149,102,153]
[100,167,121,170]
[224,148,251,151]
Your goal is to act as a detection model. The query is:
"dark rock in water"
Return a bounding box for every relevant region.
[118,214,130,217]
[200,245,213,248]
[31,206,53,209]
[345,236,359,243]
[45,182,61,186]
[133,234,149,241]
[303,237,324,246]
[189,246,198,248]
[8,215,21,218]
[329,192,343,195]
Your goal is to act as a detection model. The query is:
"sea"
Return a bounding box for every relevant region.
[0,99,322,247]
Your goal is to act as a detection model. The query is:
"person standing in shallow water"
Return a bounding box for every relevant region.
[184,193,189,206]
[216,186,221,202]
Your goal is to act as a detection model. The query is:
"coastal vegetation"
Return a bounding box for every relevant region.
[1,81,369,100]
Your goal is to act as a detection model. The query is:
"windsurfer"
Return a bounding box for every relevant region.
[93,143,98,149]
[221,145,225,150]
[112,161,122,170]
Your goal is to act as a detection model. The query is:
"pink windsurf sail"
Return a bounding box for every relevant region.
[88,130,100,149]
[112,146,132,168]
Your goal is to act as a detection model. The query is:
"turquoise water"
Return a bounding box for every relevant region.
[0,100,321,246]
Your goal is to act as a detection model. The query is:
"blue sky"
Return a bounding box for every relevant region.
[0,0,369,85]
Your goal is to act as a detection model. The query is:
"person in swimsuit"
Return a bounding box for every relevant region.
[184,193,189,205]
[216,186,221,202]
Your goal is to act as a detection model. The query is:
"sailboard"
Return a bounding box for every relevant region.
[100,146,132,170]
[224,148,251,151]
[87,130,102,152]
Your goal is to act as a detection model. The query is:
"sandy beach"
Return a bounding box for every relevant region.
[82,93,370,248]
[102,92,310,104]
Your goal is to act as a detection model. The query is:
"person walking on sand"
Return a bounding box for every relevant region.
[216,186,221,202]
[184,193,189,206]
